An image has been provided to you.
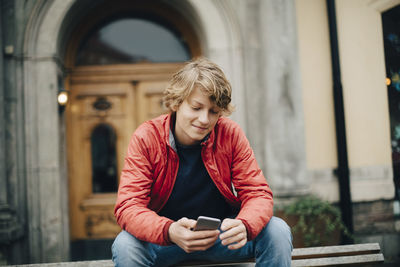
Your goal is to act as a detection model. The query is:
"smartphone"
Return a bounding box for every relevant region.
[193,216,221,231]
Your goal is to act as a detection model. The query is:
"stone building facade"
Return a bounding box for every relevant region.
[0,0,399,264]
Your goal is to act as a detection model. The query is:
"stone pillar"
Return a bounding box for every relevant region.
[23,57,69,263]
[0,0,7,213]
[0,10,6,248]
[239,0,309,196]
[0,0,29,264]
[22,0,73,262]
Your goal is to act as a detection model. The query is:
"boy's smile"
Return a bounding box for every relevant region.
[173,86,221,145]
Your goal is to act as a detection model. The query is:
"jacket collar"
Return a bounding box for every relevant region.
[164,113,217,151]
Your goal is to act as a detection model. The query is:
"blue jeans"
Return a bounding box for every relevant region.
[112,216,292,267]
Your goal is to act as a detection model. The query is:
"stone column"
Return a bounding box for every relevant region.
[239,0,309,196]
[22,0,74,262]
[0,0,7,214]
[0,0,28,264]
[23,58,67,263]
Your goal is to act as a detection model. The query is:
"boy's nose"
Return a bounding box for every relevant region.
[198,111,210,124]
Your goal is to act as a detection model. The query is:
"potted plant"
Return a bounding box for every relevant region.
[276,195,352,248]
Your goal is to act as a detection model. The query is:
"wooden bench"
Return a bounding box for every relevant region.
[6,243,384,266]
[175,243,384,266]
[291,243,384,266]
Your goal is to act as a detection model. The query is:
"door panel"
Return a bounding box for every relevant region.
[136,81,169,125]
[68,83,135,240]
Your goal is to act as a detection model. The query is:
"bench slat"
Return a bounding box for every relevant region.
[292,254,384,267]
[292,243,381,259]
[176,243,384,266]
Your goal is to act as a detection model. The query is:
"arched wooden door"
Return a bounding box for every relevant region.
[64,3,201,249]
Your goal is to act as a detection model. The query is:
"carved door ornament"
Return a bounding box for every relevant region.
[93,97,112,111]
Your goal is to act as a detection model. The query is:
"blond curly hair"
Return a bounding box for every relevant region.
[163,57,234,116]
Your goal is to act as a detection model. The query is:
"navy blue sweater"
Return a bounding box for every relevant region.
[158,141,234,221]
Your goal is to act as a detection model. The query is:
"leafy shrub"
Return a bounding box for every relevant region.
[282,195,352,247]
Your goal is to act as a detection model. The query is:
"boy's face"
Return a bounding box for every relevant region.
[173,86,221,145]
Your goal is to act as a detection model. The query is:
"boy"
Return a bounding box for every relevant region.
[112,58,292,266]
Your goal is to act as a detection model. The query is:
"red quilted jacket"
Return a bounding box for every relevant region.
[115,114,273,245]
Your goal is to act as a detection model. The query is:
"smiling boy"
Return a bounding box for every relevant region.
[112,57,292,266]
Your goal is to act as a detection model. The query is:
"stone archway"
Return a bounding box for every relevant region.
[22,0,244,262]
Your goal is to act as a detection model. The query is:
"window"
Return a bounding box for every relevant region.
[383,5,400,200]
[91,124,118,193]
[76,17,191,65]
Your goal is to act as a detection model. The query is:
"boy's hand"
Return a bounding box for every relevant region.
[219,218,248,250]
[168,217,220,253]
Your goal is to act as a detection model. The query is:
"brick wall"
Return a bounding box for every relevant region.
[353,200,400,263]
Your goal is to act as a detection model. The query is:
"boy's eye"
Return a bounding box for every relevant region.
[210,109,219,114]
[192,106,201,110]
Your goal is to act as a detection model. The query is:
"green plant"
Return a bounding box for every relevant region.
[282,195,352,247]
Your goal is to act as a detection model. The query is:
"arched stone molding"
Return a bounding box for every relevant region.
[22,0,246,262]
